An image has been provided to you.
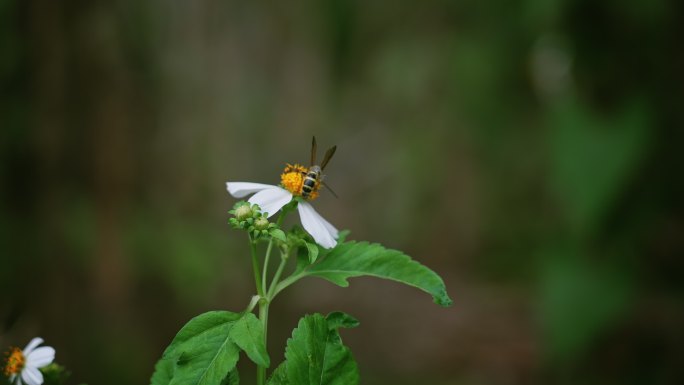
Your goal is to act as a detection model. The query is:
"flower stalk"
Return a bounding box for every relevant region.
[267,251,289,299]
[249,237,264,298]
[252,201,297,385]
[257,300,269,385]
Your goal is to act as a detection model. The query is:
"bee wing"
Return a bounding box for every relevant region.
[320,145,337,170]
[310,136,317,166]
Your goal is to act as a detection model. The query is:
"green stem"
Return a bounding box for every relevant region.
[249,237,264,297]
[261,208,290,295]
[261,241,274,295]
[271,272,304,299]
[267,251,290,299]
[244,295,260,314]
[255,201,297,385]
[257,299,269,385]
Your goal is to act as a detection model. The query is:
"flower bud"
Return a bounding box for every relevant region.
[234,204,253,220]
[254,217,269,231]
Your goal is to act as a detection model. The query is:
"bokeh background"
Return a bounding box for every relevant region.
[2,1,683,384]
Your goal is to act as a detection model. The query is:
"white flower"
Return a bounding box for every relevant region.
[4,337,55,385]
[226,181,339,248]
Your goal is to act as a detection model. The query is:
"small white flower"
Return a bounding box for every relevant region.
[4,337,55,385]
[227,181,339,248]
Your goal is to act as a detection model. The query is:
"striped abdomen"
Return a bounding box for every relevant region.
[301,169,320,198]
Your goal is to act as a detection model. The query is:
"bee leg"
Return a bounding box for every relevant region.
[322,181,339,199]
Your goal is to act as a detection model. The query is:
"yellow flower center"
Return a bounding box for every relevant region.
[4,347,25,376]
[280,163,319,200]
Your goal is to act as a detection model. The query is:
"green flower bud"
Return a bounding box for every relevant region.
[254,217,269,231]
[234,204,253,220]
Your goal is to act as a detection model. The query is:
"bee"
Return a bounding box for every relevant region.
[302,136,337,199]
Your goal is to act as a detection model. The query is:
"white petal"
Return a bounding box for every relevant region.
[298,202,338,249]
[319,209,339,238]
[26,346,55,368]
[226,182,277,198]
[248,186,292,218]
[9,373,18,385]
[21,366,43,385]
[22,338,43,356]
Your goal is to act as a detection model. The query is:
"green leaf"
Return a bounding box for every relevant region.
[266,365,288,385]
[304,240,319,263]
[163,311,241,385]
[150,357,175,385]
[304,241,452,307]
[325,312,359,330]
[336,230,350,243]
[151,311,269,385]
[220,370,239,385]
[229,313,270,367]
[268,314,359,385]
[164,311,242,357]
[269,228,287,242]
[39,363,71,385]
[324,312,359,344]
[171,343,240,385]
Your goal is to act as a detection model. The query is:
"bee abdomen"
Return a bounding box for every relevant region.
[301,172,319,197]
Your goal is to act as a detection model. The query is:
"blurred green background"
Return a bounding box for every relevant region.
[1,0,683,384]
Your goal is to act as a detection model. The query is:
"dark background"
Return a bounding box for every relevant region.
[1,1,683,384]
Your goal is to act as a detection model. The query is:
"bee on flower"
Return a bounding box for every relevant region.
[227,137,339,248]
[3,337,55,385]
